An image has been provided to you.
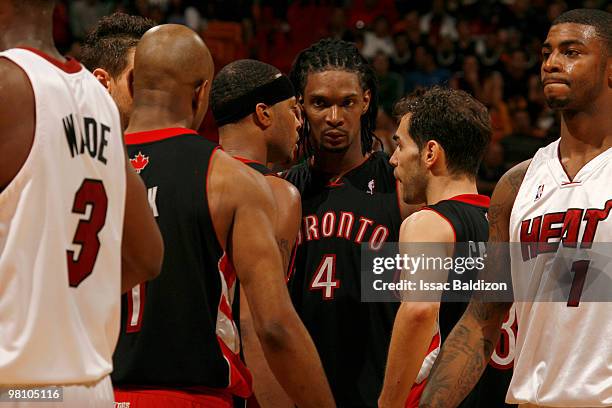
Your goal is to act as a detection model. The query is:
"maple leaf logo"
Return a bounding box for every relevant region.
[130,152,149,173]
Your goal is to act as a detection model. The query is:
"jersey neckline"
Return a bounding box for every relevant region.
[17,47,82,73]
[447,194,490,208]
[234,156,266,166]
[125,127,199,145]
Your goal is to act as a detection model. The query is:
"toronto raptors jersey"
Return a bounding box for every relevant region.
[508,139,612,406]
[422,196,515,408]
[284,152,402,407]
[112,128,252,398]
[0,48,125,384]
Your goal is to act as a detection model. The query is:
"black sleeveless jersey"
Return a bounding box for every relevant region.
[426,195,515,408]
[112,128,251,398]
[284,152,402,407]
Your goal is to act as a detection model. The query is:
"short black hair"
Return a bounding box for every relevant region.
[289,38,379,156]
[400,86,491,177]
[552,8,612,55]
[210,59,281,124]
[81,13,155,77]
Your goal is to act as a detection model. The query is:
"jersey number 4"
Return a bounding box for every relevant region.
[310,254,340,300]
[66,179,108,287]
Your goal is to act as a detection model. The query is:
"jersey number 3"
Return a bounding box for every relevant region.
[310,254,340,300]
[66,179,108,287]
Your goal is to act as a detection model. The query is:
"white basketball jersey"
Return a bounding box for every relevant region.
[0,48,126,384]
[508,139,612,406]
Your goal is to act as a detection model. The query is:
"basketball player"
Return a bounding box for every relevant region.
[81,12,155,130]
[421,9,612,408]
[211,59,301,407]
[0,0,162,406]
[379,88,514,408]
[285,38,418,407]
[111,25,334,408]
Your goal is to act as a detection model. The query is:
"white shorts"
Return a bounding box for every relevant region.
[1,375,114,408]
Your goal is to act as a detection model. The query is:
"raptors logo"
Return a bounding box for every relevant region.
[130,152,149,173]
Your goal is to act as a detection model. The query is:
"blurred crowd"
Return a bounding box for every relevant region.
[54,0,612,194]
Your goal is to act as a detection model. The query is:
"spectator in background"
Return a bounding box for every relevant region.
[454,18,476,58]
[390,32,411,73]
[476,32,503,72]
[166,0,204,31]
[501,109,544,168]
[480,71,512,142]
[502,48,530,99]
[361,15,395,59]
[327,7,354,42]
[373,51,404,117]
[419,0,457,43]
[404,44,450,92]
[450,54,481,99]
[477,142,506,196]
[69,0,115,40]
[436,35,458,71]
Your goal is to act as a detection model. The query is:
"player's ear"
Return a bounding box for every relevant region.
[92,68,112,91]
[254,103,272,129]
[362,89,371,114]
[423,140,442,169]
[193,79,209,129]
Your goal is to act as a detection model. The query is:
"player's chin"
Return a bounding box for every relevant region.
[321,142,350,153]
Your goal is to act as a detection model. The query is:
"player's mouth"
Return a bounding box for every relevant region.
[542,78,569,87]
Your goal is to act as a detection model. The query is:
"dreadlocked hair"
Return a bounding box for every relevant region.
[289,38,380,156]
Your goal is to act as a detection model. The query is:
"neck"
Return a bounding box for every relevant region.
[312,137,368,176]
[1,15,60,59]
[219,124,268,164]
[426,175,478,205]
[125,90,193,134]
[558,98,612,178]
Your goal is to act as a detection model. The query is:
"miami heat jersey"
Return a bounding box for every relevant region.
[112,128,251,398]
[508,139,612,406]
[424,196,515,408]
[284,151,402,407]
[0,48,125,384]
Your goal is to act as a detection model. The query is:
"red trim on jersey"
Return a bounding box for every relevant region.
[420,207,457,242]
[18,47,82,73]
[311,153,371,187]
[286,240,298,282]
[216,337,253,398]
[404,333,441,407]
[114,387,233,407]
[234,156,264,166]
[125,128,199,145]
[448,194,490,208]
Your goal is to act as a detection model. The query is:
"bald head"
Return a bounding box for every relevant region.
[130,24,214,130]
[134,24,213,93]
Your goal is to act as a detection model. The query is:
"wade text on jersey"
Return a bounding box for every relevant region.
[62,114,111,164]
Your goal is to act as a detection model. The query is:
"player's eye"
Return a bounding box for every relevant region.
[564,49,579,57]
[342,99,355,108]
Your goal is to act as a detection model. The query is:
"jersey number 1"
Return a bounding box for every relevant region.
[310,254,340,300]
[66,179,108,287]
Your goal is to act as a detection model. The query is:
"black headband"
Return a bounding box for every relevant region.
[213,74,295,127]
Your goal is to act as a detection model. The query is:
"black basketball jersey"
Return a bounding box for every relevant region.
[112,128,251,398]
[425,195,515,408]
[284,151,402,407]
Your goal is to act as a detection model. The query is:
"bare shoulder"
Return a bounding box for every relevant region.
[265,176,301,208]
[0,58,35,190]
[208,149,276,207]
[400,209,455,243]
[488,159,531,241]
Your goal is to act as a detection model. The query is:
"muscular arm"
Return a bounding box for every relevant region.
[0,59,35,191]
[210,153,334,408]
[241,176,300,408]
[379,211,454,408]
[419,160,531,408]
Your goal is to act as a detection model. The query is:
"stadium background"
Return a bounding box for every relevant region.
[53,0,612,195]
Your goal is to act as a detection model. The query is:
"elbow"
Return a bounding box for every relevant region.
[256,320,292,352]
[399,302,439,325]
